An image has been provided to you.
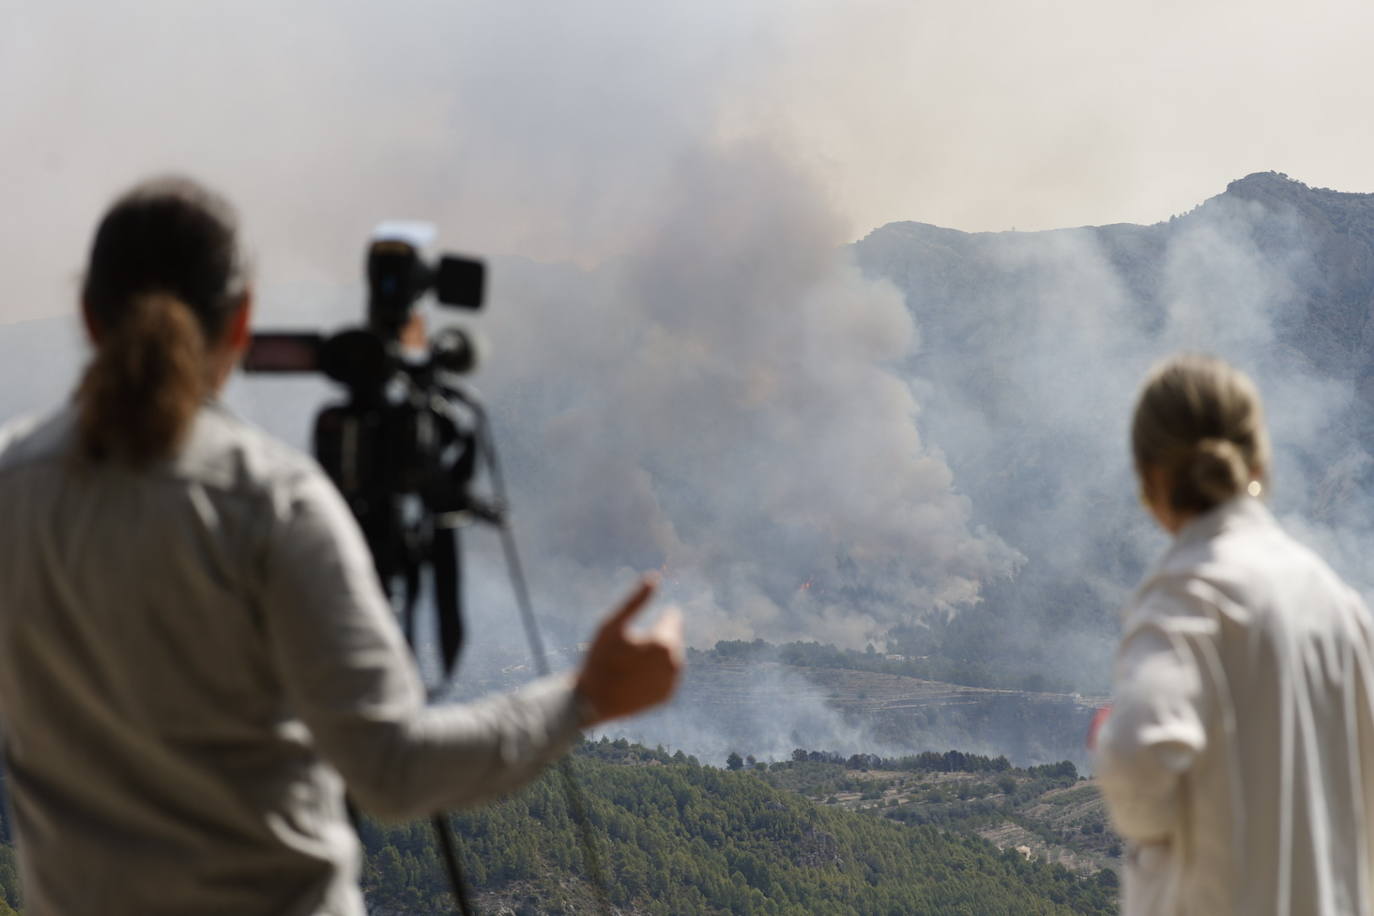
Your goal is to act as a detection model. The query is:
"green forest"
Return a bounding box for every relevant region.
[357,739,1116,914]
[0,741,1117,915]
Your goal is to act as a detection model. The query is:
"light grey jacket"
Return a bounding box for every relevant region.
[0,404,582,915]
[1097,497,1374,915]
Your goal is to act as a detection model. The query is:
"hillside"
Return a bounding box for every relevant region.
[851,172,1374,694]
[768,750,1116,878]
[359,740,1118,915]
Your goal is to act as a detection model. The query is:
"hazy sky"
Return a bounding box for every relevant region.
[6,0,1374,325]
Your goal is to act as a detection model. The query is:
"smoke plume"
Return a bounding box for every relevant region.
[7,4,1374,765]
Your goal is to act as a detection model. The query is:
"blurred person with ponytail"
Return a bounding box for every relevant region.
[0,177,682,915]
[1096,353,1374,915]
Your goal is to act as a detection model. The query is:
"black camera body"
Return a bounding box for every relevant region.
[247,222,484,379]
[246,224,491,672]
[368,236,484,334]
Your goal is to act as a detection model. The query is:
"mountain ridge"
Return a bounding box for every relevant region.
[863,171,1374,241]
[850,170,1374,694]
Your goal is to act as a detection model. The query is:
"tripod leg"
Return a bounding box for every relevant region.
[433,813,477,915]
[434,525,465,678]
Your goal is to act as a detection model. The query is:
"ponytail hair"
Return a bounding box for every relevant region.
[76,177,246,467]
[77,293,207,465]
[1131,354,1270,514]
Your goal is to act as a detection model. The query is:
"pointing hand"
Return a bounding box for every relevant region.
[574,575,684,727]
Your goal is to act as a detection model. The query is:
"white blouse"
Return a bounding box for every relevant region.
[1097,496,1374,915]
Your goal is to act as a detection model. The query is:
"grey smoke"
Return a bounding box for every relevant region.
[597,663,909,768]
[467,143,1020,652]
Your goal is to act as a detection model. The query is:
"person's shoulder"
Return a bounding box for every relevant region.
[173,403,330,501]
[1126,573,1223,634]
[1161,500,1359,628]
[0,407,78,474]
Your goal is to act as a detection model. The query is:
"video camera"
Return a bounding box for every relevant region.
[245,223,492,676]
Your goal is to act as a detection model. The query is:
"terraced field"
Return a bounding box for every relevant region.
[775,760,1121,879]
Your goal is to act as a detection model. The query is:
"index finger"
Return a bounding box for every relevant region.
[650,606,685,663]
[605,573,660,630]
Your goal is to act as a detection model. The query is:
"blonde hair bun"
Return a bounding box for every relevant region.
[1187,437,1250,507]
[1131,353,1270,514]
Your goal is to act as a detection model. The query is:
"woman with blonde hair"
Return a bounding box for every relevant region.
[1097,353,1374,914]
[0,177,682,915]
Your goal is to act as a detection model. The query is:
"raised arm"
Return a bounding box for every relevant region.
[259,466,681,820]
